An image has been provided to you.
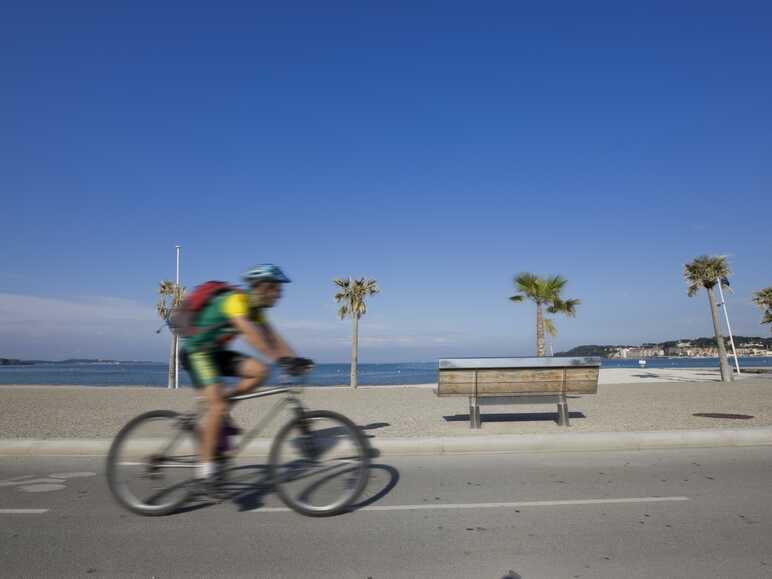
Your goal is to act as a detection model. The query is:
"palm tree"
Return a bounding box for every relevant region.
[334,277,379,388]
[752,287,772,329]
[683,255,733,382]
[509,273,580,357]
[157,280,185,389]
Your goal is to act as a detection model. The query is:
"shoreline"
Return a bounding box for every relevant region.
[0,367,768,389]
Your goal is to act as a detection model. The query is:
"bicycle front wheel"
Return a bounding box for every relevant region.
[269,410,370,517]
[106,410,198,516]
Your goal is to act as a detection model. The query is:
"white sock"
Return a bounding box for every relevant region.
[197,462,215,479]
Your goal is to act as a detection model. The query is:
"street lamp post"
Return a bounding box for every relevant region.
[175,245,181,389]
[716,277,741,375]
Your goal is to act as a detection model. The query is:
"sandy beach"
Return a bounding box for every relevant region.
[1,368,770,441]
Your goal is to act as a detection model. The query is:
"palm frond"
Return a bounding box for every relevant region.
[753,287,772,328]
[753,287,772,309]
[683,255,730,295]
[514,272,541,300]
[562,298,580,316]
[544,275,567,293]
[543,318,557,337]
[333,276,379,319]
[157,280,184,321]
[513,272,572,305]
[515,272,579,319]
[547,298,580,317]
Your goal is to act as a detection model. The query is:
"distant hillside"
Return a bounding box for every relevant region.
[0,358,156,365]
[56,358,119,364]
[556,336,772,358]
[0,358,34,366]
[553,345,621,358]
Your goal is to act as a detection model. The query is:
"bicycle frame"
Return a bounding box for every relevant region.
[226,384,307,456]
[147,377,309,467]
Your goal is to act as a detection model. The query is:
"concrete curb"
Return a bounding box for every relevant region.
[2,428,772,457]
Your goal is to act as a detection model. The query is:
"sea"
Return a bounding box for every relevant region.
[1,357,770,388]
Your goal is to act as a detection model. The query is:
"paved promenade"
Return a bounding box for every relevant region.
[1,368,771,455]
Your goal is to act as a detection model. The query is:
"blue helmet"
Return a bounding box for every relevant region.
[241,264,291,285]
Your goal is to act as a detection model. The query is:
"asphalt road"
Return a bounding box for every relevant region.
[1,447,771,578]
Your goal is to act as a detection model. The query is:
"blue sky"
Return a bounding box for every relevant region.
[2,1,770,362]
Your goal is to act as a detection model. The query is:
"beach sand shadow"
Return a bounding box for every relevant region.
[631,371,722,382]
[360,422,390,440]
[444,411,585,424]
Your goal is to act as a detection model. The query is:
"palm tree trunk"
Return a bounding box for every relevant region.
[351,314,358,388]
[536,303,545,357]
[167,334,175,389]
[707,287,733,382]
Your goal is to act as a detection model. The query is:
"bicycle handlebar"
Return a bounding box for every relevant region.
[276,357,315,380]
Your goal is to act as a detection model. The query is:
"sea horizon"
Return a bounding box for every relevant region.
[0,357,770,388]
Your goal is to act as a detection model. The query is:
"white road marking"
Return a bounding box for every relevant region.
[49,472,96,479]
[0,509,48,514]
[0,478,62,487]
[0,472,97,493]
[19,484,67,493]
[0,475,36,486]
[251,496,690,513]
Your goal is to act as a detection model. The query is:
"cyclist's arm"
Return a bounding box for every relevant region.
[230,316,284,361]
[258,320,296,359]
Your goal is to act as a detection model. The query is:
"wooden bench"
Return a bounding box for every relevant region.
[436,357,601,428]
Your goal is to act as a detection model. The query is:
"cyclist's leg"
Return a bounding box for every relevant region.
[233,357,270,396]
[215,351,270,397]
[184,350,228,465]
[201,382,228,463]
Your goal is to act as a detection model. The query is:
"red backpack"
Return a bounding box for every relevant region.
[169,281,236,338]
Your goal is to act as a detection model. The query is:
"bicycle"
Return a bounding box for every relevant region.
[106,372,371,517]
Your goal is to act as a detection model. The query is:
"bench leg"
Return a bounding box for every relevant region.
[469,397,481,429]
[557,395,570,427]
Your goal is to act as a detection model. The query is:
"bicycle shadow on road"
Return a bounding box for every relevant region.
[184,460,400,515]
[170,424,398,515]
[348,464,400,510]
[163,465,274,516]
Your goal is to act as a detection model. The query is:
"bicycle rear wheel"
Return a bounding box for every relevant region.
[106,410,198,516]
[269,410,370,517]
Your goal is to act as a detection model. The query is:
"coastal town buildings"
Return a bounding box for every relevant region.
[611,346,665,359]
[607,341,772,359]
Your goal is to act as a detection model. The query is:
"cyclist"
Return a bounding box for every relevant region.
[180,264,313,484]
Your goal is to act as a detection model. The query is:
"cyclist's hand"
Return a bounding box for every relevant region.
[277,357,314,376]
[277,356,294,368]
[293,357,314,374]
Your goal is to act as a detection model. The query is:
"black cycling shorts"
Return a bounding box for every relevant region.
[181,349,246,389]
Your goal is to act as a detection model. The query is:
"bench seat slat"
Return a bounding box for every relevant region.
[437,367,599,395]
[436,380,598,395]
[438,368,599,383]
